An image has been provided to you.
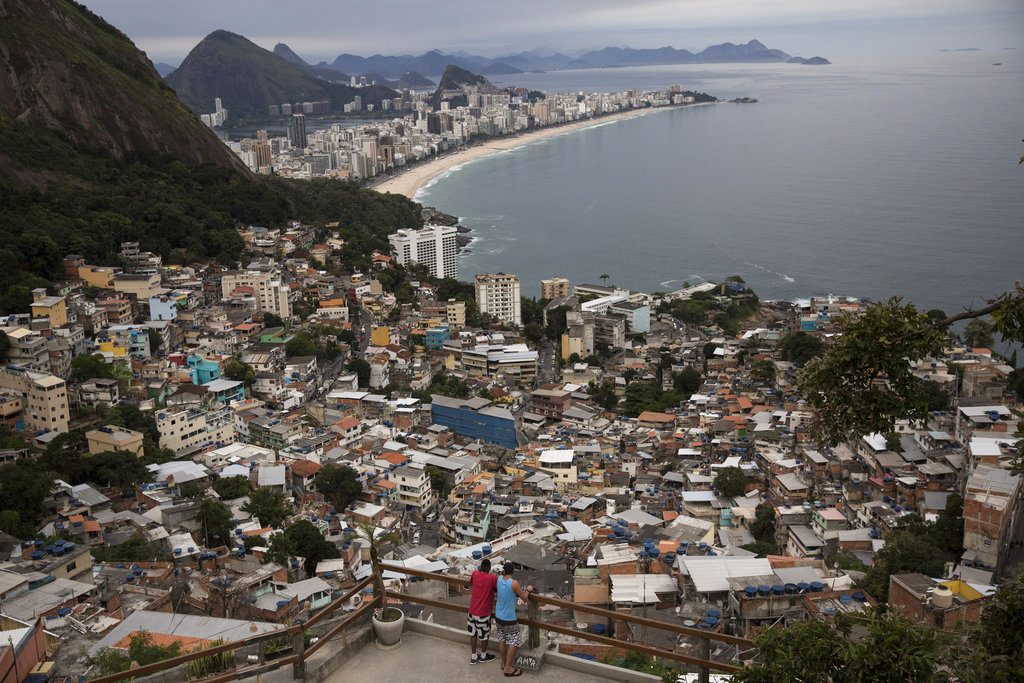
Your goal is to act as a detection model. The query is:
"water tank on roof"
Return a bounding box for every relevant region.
[744,586,757,598]
[797,582,810,593]
[785,583,798,594]
[839,594,852,604]
[772,585,785,595]
[483,545,492,555]
[852,591,866,602]
[810,581,825,592]
[472,550,482,560]
[932,586,954,609]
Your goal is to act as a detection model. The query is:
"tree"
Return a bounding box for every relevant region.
[262,313,284,328]
[713,467,747,498]
[0,330,8,361]
[146,328,163,355]
[196,497,233,547]
[798,288,1024,448]
[925,309,947,324]
[749,359,776,384]
[672,367,702,395]
[953,566,1024,682]
[587,381,618,411]
[919,378,951,411]
[346,358,371,387]
[425,465,451,499]
[223,358,256,386]
[750,504,776,545]
[267,520,339,576]
[1007,367,1024,401]
[241,487,290,529]
[733,608,952,683]
[353,521,401,604]
[212,475,250,500]
[860,524,947,601]
[285,333,317,358]
[702,342,718,359]
[70,354,115,381]
[315,464,363,511]
[778,332,824,367]
[964,318,995,348]
[91,538,171,563]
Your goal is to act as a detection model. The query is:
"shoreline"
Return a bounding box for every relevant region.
[371,103,713,199]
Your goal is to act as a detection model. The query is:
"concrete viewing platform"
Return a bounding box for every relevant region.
[329,619,657,683]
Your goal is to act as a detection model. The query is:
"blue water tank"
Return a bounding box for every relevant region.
[324,571,334,579]
[772,584,785,595]
[785,583,798,594]
[592,624,606,635]
[472,550,482,560]
[797,582,810,593]
[744,586,757,598]
[483,545,492,555]
[810,581,825,592]
[707,609,721,618]
[853,591,866,602]
[704,616,719,626]
[757,585,771,596]
[839,594,852,604]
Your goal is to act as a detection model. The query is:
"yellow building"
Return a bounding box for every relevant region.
[78,265,118,289]
[561,332,586,361]
[112,273,162,300]
[97,340,128,357]
[86,425,144,456]
[370,326,392,347]
[0,367,70,434]
[30,289,68,328]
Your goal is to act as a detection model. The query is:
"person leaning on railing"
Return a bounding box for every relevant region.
[495,563,532,678]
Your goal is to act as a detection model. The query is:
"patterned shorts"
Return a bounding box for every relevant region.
[496,622,524,647]
[467,614,492,639]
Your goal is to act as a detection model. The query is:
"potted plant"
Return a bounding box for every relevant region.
[355,522,405,646]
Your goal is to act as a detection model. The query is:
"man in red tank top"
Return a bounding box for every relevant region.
[467,558,498,664]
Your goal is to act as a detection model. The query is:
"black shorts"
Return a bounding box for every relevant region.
[467,614,492,639]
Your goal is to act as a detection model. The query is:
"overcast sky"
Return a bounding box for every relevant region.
[84,0,1024,65]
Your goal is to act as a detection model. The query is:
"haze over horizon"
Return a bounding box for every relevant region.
[84,0,1024,66]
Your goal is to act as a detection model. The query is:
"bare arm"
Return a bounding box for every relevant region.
[512,579,532,600]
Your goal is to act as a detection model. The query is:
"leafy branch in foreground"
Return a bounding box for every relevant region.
[799,284,1024,448]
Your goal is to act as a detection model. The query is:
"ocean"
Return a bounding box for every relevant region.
[415,54,1024,313]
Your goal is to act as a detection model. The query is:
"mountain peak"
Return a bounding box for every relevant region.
[746,39,767,50]
[273,42,308,66]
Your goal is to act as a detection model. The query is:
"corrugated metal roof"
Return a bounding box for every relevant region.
[88,610,279,656]
[610,574,678,603]
[678,557,773,593]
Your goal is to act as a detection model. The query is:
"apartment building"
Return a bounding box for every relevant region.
[221,269,292,319]
[0,327,50,371]
[86,425,145,456]
[156,404,236,455]
[540,277,570,300]
[0,366,71,434]
[391,465,436,514]
[474,273,521,326]
[387,225,458,279]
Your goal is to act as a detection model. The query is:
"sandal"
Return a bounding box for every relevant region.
[504,669,523,677]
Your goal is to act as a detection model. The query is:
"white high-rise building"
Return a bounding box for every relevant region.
[475,273,521,326]
[388,225,459,279]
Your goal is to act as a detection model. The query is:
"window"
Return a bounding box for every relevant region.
[66,561,77,572]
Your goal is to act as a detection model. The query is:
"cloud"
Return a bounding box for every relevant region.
[83,0,1023,62]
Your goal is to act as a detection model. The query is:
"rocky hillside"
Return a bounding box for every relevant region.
[430,65,494,108]
[0,0,247,178]
[167,31,396,118]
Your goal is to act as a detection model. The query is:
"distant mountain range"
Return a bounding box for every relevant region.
[271,43,435,90]
[274,39,829,79]
[164,31,398,119]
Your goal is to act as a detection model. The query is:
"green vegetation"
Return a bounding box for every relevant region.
[213,475,251,500]
[315,464,363,512]
[963,318,995,348]
[267,519,339,576]
[713,466,747,498]
[186,640,234,679]
[91,538,171,563]
[426,465,451,499]
[241,487,291,528]
[587,381,618,411]
[602,651,679,683]
[798,289,1024,448]
[778,332,824,367]
[87,631,182,676]
[859,495,964,601]
[1006,367,1024,401]
[195,497,234,547]
[749,504,776,546]
[412,371,471,402]
[737,567,1024,683]
[620,381,683,417]
[223,358,256,386]
[749,359,776,384]
[672,367,702,395]
[657,283,759,336]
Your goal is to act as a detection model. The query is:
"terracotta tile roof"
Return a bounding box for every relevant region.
[290,460,321,478]
[83,520,101,532]
[114,631,213,651]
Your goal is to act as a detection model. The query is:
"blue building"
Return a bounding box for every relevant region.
[203,378,245,405]
[424,325,450,350]
[188,354,222,385]
[430,395,517,449]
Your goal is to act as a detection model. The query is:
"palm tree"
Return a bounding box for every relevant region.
[353,521,401,617]
[599,273,610,285]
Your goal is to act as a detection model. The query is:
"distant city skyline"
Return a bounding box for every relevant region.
[85,0,1023,65]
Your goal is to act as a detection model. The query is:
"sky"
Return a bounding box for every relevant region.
[84,0,1024,65]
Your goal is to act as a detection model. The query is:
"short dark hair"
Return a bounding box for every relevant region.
[480,558,491,572]
[502,564,514,576]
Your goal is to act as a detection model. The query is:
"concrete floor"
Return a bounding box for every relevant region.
[329,630,612,683]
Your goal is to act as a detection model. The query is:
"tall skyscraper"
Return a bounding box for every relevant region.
[253,129,271,169]
[288,113,307,148]
[475,273,522,326]
[388,225,459,279]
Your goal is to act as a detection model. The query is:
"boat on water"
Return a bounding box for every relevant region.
[993,62,1002,66]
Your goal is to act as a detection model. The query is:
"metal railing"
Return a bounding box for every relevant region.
[378,562,752,682]
[87,576,376,683]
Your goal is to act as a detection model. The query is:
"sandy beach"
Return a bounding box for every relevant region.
[371,106,675,199]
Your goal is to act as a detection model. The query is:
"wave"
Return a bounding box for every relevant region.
[746,262,796,284]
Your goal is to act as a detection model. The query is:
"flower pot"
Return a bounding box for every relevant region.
[372,607,405,646]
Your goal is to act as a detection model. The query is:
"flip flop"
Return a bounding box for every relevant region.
[504,669,523,677]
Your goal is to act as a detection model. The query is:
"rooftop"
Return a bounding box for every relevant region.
[332,625,614,683]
